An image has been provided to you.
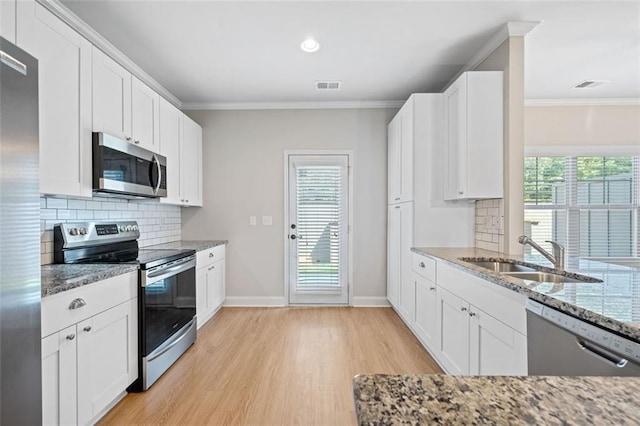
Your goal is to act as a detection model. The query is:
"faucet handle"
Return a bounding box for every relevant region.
[545,241,565,269]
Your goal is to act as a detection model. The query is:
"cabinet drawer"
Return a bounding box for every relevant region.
[41,271,137,338]
[412,253,435,281]
[196,244,226,267]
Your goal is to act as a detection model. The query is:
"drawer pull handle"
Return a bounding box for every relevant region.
[419,262,425,268]
[460,307,467,312]
[469,312,476,317]
[209,253,214,258]
[429,287,435,291]
[66,334,75,341]
[68,298,86,310]
[83,326,92,332]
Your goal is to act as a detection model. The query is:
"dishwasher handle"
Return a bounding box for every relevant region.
[577,339,629,368]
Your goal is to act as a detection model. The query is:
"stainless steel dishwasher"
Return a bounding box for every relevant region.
[526,300,640,376]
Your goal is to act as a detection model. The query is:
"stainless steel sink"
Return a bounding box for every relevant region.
[467,261,538,273]
[501,271,588,283]
[459,257,603,283]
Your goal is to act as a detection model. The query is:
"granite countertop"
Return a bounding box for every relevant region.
[353,374,640,425]
[147,239,227,251]
[41,264,139,297]
[412,247,640,342]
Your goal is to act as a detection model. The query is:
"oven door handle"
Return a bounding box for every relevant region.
[144,258,196,286]
[146,320,196,362]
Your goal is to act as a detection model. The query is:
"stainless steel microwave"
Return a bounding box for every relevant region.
[92,132,167,198]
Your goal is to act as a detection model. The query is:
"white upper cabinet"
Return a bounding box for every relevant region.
[387,102,414,204]
[131,76,160,152]
[92,47,132,141]
[159,97,183,205]
[1,0,16,43]
[444,71,503,200]
[181,115,203,207]
[17,1,92,197]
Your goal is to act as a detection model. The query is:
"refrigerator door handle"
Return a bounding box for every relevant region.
[0,50,28,75]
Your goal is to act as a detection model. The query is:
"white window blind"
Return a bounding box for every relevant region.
[524,156,639,260]
[295,166,343,287]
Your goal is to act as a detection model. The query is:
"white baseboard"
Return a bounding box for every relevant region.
[352,296,391,307]
[223,296,286,307]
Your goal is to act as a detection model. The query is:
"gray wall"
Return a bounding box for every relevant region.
[182,108,396,305]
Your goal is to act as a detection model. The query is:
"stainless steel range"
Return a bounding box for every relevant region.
[54,221,197,391]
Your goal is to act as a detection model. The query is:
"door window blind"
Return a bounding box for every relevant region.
[524,156,639,260]
[296,166,343,287]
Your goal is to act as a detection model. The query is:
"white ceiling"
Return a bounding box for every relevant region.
[61,0,640,107]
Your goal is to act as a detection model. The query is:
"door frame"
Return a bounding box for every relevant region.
[283,150,354,306]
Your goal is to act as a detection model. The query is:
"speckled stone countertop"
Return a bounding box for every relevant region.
[412,247,640,342]
[353,374,640,425]
[146,240,227,251]
[41,264,139,297]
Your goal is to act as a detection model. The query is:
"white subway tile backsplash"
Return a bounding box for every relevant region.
[475,198,504,252]
[40,196,182,265]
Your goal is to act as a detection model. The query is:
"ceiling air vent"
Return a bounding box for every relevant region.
[572,80,609,89]
[315,81,341,90]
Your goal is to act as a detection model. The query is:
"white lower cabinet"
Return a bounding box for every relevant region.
[41,272,138,426]
[405,254,528,376]
[196,245,226,329]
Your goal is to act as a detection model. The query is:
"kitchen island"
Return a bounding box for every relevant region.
[353,374,640,425]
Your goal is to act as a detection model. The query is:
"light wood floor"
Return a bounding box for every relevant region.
[100,307,442,425]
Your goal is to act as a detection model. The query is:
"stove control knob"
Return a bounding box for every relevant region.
[119,226,126,232]
[79,228,87,235]
[126,225,132,231]
[69,228,79,236]
[133,225,138,231]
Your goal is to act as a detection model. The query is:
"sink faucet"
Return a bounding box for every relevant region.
[518,235,565,270]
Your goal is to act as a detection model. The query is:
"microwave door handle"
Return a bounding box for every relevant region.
[152,153,162,195]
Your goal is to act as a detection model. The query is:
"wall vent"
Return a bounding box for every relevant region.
[572,80,609,89]
[315,81,341,90]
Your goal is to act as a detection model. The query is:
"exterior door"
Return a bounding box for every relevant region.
[287,154,349,304]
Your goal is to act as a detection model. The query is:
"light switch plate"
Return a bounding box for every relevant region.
[262,216,273,226]
[249,216,257,226]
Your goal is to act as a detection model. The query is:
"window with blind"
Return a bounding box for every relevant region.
[524,155,639,260]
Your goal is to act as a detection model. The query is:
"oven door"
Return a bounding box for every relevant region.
[141,255,196,357]
[93,132,167,198]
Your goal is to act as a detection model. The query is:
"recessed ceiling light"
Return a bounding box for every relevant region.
[301,38,320,53]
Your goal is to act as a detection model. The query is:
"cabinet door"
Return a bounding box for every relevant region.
[159,98,183,205]
[1,0,16,43]
[77,300,137,426]
[92,48,132,140]
[131,76,160,152]
[469,307,527,376]
[399,104,414,203]
[396,202,414,323]
[42,326,77,426]
[181,116,203,206]
[387,115,401,204]
[386,204,401,308]
[437,287,469,375]
[17,2,92,197]
[414,274,437,351]
[443,75,467,200]
[209,259,225,312]
[196,266,210,329]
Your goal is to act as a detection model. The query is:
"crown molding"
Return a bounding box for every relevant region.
[442,21,542,92]
[181,100,405,111]
[525,98,640,107]
[37,0,183,109]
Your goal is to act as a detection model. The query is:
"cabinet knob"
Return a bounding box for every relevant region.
[209,253,214,258]
[66,334,75,341]
[460,307,467,312]
[68,298,86,310]
[395,197,400,201]
[134,140,140,144]
[185,200,189,203]
[429,287,435,291]
[469,312,476,317]
[83,326,92,332]
[126,136,132,141]
[458,190,464,195]
[419,262,425,268]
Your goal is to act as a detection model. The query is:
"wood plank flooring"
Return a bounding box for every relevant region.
[100,307,442,425]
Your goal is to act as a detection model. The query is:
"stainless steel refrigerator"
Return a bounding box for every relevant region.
[0,36,42,424]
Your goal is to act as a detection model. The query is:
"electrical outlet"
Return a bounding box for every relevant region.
[262,216,273,226]
[249,216,257,226]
